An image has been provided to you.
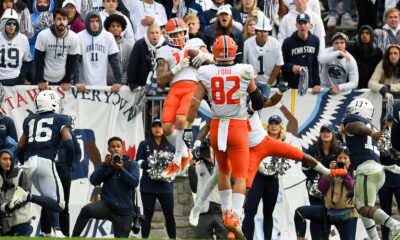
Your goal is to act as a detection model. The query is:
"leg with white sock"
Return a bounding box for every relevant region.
[360,216,380,240]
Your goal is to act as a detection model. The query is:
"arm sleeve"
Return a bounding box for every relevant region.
[108,53,122,84]
[368,61,385,92]
[338,59,359,91]
[62,54,77,83]
[73,54,82,84]
[34,50,46,84]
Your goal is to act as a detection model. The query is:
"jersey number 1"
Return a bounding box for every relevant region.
[28,118,54,143]
[211,76,240,104]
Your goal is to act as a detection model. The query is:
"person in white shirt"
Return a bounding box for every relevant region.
[278,0,325,48]
[99,0,135,43]
[376,8,400,52]
[74,11,122,92]
[125,0,167,41]
[243,15,283,98]
[35,8,80,90]
[283,0,321,18]
[318,32,358,95]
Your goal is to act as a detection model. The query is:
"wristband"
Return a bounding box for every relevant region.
[266,83,272,87]
[185,121,193,129]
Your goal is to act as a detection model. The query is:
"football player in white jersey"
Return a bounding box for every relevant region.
[184,35,266,239]
[0,9,31,85]
[243,15,283,98]
[157,17,214,178]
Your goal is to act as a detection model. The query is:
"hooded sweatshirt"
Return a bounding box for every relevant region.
[34,24,80,83]
[347,25,383,88]
[75,11,122,86]
[0,11,32,81]
[106,37,133,85]
[69,11,85,33]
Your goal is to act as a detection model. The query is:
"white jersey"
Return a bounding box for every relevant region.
[198,63,256,120]
[0,33,31,80]
[248,112,267,147]
[99,10,135,44]
[35,28,80,83]
[243,36,283,84]
[157,38,206,85]
[78,29,119,86]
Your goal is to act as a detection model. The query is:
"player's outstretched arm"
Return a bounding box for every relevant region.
[345,121,383,141]
[248,79,266,111]
[61,126,75,165]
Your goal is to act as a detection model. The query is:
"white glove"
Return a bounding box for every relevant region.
[171,57,190,75]
[192,51,214,67]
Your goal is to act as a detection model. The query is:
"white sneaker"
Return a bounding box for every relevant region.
[53,228,66,238]
[392,223,400,240]
[189,205,201,227]
[40,232,52,237]
[9,186,28,209]
[327,15,337,28]
[341,13,357,27]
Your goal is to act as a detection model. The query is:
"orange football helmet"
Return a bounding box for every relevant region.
[165,18,188,48]
[212,35,237,61]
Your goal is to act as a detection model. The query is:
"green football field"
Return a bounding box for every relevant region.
[5,238,184,240]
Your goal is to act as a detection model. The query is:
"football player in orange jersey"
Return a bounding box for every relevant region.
[184,35,266,240]
[157,18,215,178]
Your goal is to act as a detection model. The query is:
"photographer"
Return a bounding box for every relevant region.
[294,148,358,240]
[0,149,32,236]
[135,119,176,239]
[72,137,139,238]
[188,139,229,239]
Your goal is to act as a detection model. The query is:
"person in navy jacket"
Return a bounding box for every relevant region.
[135,118,176,239]
[72,136,139,238]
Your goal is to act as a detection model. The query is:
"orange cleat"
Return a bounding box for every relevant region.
[180,150,192,172]
[228,232,236,239]
[223,213,246,240]
[329,168,348,177]
[161,161,180,178]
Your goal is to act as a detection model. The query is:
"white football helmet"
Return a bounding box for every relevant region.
[35,90,61,113]
[254,15,272,31]
[346,97,374,120]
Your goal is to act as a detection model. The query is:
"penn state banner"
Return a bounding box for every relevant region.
[1,85,145,237]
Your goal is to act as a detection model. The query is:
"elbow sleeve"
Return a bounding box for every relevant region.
[249,88,266,111]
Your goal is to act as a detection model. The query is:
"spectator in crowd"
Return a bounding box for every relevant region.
[282,0,320,17]
[356,0,378,29]
[257,0,281,36]
[188,139,229,239]
[377,8,400,52]
[99,0,135,43]
[369,44,400,98]
[386,0,400,12]
[35,8,80,90]
[319,32,358,95]
[243,15,282,98]
[303,124,339,239]
[62,0,85,33]
[378,114,400,240]
[278,0,325,48]
[327,0,357,28]
[28,0,54,83]
[104,14,133,85]
[125,0,167,41]
[185,14,202,39]
[347,25,383,89]
[0,9,32,86]
[135,119,176,239]
[202,5,243,63]
[127,24,167,91]
[0,86,17,151]
[1,0,34,39]
[282,13,321,94]
[0,150,32,236]
[72,136,140,238]
[237,0,263,25]
[204,0,242,26]
[74,11,122,92]
[171,0,206,31]
[295,148,358,240]
[242,16,256,40]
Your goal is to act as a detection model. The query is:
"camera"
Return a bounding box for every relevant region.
[131,213,145,234]
[336,160,345,169]
[112,153,121,163]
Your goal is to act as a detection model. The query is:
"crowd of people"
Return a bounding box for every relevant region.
[1,0,400,238]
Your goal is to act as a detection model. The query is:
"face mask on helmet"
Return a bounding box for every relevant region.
[346,98,374,121]
[165,18,188,48]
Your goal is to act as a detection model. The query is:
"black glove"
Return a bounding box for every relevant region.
[183,129,193,149]
[277,81,289,94]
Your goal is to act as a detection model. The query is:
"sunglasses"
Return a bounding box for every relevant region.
[6,20,17,26]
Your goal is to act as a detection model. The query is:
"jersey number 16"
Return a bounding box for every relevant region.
[28,118,54,143]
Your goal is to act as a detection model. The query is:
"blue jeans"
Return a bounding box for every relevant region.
[295,205,357,240]
[329,0,352,15]
[255,81,271,98]
[6,222,31,236]
[378,185,400,240]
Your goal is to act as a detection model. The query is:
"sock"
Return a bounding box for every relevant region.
[312,162,330,176]
[360,216,380,240]
[374,209,399,231]
[194,169,219,210]
[172,129,185,164]
[166,131,177,147]
[232,193,245,219]
[219,189,232,212]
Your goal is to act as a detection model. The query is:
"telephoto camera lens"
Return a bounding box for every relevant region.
[336,161,345,169]
[112,153,121,163]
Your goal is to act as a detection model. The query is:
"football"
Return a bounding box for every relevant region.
[186,49,199,66]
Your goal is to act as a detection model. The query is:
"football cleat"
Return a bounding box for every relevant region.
[9,186,28,209]
[180,149,192,172]
[223,213,246,240]
[189,205,201,227]
[228,232,236,239]
[329,168,348,177]
[161,161,180,178]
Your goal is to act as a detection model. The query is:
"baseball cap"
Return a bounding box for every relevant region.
[62,0,76,8]
[217,5,232,15]
[296,13,310,23]
[331,32,349,43]
[151,118,162,127]
[268,115,282,124]
[387,113,394,121]
[320,124,334,132]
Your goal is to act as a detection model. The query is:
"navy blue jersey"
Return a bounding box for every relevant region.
[392,102,400,152]
[343,114,380,169]
[23,113,71,161]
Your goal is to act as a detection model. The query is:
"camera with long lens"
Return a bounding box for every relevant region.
[112,153,121,164]
[336,160,345,169]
